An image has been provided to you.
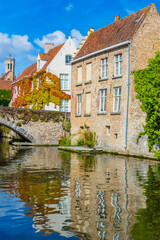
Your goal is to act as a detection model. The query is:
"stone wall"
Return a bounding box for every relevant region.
[0,107,70,145]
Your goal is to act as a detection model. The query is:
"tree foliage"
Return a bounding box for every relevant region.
[134,51,160,159]
[12,71,71,109]
[0,89,11,106]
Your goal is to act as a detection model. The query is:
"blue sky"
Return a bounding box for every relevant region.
[0,0,160,77]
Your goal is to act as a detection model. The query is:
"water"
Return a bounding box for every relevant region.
[0,139,160,240]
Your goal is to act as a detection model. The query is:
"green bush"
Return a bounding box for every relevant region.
[134,51,160,159]
[59,136,71,146]
[76,124,97,148]
[0,89,11,106]
[77,138,84,146]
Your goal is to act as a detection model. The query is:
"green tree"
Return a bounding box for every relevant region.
[0,89,11,106]
[134,51,160,159]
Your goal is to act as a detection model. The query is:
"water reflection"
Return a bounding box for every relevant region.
[0,139,160,239]
[131,165,160,240]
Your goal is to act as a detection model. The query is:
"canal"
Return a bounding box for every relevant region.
[0,138,160,240]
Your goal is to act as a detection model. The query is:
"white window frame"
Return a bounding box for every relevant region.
[37,77,40,89]
[60,74,69,90]
[60,99,69,112]
[99,88,107,113]
[77,94,81,116]
[113,87,121,112]
[115,54,122,76]
[101,58,108,79]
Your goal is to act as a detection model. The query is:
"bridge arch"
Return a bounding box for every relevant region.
[0,117,36,143]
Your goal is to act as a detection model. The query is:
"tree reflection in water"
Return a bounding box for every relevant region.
[131,165,160,240]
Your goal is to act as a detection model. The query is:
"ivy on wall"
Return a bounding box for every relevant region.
[12,71,71,110]
[134,51,160,159]
[0,89,11,106]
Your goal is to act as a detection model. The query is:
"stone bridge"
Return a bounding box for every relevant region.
[0,107,70,145]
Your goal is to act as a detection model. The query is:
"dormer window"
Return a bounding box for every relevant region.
[65,55,72,64]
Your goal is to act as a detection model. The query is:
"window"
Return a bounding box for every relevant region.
[99,89,107,113]
[113,87,121,112]
[60,99,69,112]
[115,54,122,76]
[60,74,69,90]
[86,92,91,115]
[77,94,81,116]
[77,66,82,84]
[101,58,108,79]
[37,78,40,89]
[65,55,72,64]
[8,64,9,70]
[86,63,92,82]
[10,63,12,70]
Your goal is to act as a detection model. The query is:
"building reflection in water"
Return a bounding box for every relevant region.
[0,145,159,239]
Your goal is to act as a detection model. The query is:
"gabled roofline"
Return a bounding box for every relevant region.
[71,40,132,63]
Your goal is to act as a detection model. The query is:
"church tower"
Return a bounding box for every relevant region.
[5,56,15,81]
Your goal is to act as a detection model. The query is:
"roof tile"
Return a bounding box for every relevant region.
[74,4,152,60]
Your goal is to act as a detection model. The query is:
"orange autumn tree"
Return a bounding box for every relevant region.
[12,71,71,109]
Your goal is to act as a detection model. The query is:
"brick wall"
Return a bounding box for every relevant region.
[71,4,160,157]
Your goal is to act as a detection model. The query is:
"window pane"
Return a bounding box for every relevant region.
[101,58,107,78]
[65,55,72,64]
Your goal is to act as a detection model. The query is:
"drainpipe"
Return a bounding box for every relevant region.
[125,43,131,151]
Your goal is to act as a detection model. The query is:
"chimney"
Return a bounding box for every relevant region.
[115,15,120,22]
[45,43,54,53]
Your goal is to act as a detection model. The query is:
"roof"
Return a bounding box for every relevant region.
[0,80,11,90]
[17,62,37,81]
[41,43,64,71]
[39,53,50,61]
[0,71,10,81]
[74,4,153,60]
[16,42,64,82]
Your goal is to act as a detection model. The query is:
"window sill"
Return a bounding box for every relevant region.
[61,89,70,91]
[65,63,71,65]
[84,114,91,117]
[76,83,82,87]
[84,81,92,85]
[110,112,121,115]
[75,115,81,117]
[98,78,108,82]
[97,112,107,115]
[112,75,122,79]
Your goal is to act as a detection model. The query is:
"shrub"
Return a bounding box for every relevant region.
[76,124,97,148]
[59,136,71,146]
[77,138,84,146]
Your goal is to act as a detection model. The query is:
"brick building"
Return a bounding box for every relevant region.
[71,4,160,157]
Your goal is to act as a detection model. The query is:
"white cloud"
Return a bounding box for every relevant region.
[0,33,33,58]
[71,29,84,48]
[34,31,67,49]
[125,8,134,15]
[65,3,73,11]
[26,54,37,62]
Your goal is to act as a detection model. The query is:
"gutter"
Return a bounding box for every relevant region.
[71,40,131,63]
[125,43,131,151]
